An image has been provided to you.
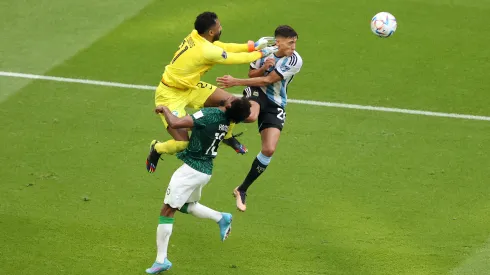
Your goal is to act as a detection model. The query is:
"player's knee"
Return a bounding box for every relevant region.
[161,204,177,217]
[261,146,276,157]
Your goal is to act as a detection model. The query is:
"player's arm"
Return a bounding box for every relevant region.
[218,57,302,88]
[213,37,275,53]
[216,71,282,88]
[221,54,303,87]
[205,48,262,65]
[212,41,250,53]
[248,58,275,78]
[155,105,194,129]
[203,45,277,65]
[248,67,266,78]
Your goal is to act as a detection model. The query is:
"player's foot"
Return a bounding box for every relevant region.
[146,140,162,173]
[218,213,232,241]
[223,133,248,154]
[145,258,172,274]
[233,187,247,212]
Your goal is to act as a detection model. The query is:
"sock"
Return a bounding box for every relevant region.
[224,122,236,139]
[187,202,222,222]
[238,152,271,192]
[156,216,174,263]
[155,140,189,155]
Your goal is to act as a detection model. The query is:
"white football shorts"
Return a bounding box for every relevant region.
[164,163,212,209]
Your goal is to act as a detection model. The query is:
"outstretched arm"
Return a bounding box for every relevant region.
[213,37,275,53]
[213,51,264,65]
[213,41,251,53]
[204,45,278,65]
[155,106,194,129]
[216,70,282,88]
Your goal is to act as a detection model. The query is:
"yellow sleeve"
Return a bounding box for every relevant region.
[213,41,254,53]
[203,44,262,65]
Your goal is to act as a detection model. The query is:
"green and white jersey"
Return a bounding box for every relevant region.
[176,108,230,175]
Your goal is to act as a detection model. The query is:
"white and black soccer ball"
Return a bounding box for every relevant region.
[371,12,397,38]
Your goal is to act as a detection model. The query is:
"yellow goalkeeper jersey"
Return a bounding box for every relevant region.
[161,30,262,90]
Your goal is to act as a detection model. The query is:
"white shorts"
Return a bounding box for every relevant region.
[164,163,212,209]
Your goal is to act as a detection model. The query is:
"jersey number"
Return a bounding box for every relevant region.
[171,37,194,64]
[277,108,286,121]
[205,132,226,156]
[171,46,188,64]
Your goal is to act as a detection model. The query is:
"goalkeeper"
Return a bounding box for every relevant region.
[146,11,277,173]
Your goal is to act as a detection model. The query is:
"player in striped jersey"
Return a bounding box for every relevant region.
[217,25,302,211]
[146,12,278,174]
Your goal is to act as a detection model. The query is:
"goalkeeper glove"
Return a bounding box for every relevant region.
[259,46,279,57]
[248,37,276,51]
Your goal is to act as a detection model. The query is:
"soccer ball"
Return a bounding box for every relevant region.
[371,12,397,38]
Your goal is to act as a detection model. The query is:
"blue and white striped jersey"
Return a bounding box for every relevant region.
[250,51,303,108]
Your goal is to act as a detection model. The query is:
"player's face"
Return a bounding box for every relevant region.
[209,19,223,42]
[276,36,297,57]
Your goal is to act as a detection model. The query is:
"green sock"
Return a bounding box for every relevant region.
[179,203,189,214]
[159,216,175,224]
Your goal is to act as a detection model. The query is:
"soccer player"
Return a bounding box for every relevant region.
[216,25,302,212]
[146,11,277,173]
[145,97,252,274]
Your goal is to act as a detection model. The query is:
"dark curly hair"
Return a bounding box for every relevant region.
[194,12,218,34]
[225,97,251,123]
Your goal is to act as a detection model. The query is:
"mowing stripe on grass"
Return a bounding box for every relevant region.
[449,237,490,275]
[1,71,490,122]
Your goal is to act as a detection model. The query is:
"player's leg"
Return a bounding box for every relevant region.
[234,102,285,212]
[147,128,189,173]
[146,164,203,273]
[191,82,247,154]
[178,171,233,241]
[234,128,281,211]
[202,84,235,108]
[145,203,176,274]
[181,202,232,241]
[155,83,191,143]
[146,84,191,173]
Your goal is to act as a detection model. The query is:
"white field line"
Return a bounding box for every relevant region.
[1,71,490,122]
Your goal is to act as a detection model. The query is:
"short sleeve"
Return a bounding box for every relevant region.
[250,58,262,69]
[274,53,303,79]
[191,109,212,129]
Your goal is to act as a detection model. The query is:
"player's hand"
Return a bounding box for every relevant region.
[254,36,276,50]
[263,57,275,70]
[260,46,279,57]
[216,75,237,89]
[155,105,169,114]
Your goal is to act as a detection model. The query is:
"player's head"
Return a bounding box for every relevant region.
[274,25,298,57]
[194,12,222,42]
[224,97,251,123]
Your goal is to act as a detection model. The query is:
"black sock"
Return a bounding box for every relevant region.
[238,157,268,192]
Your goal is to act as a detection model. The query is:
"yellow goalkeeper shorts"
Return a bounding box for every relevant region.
[154,81,217,128]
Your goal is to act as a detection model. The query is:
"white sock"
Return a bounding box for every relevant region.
[187,202,223,222]
[156,223,173,263]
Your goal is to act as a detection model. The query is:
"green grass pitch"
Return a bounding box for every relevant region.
[1,0,490,274]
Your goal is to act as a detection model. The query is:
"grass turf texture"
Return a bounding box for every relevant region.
[1,0,490,274]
